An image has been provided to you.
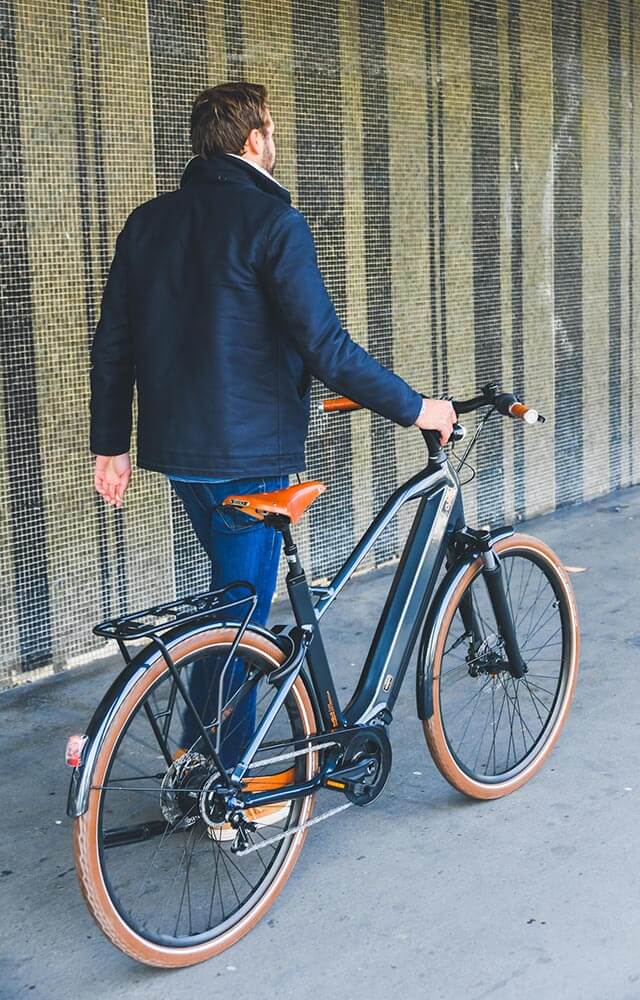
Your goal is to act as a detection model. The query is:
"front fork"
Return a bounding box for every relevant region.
[449,528,527,679]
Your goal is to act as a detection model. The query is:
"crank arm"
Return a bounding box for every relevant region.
[232,724,388,809]
[232,753,379,810]
[322,757,377,790]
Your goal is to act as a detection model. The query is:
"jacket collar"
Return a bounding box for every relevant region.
[180,153,292,205]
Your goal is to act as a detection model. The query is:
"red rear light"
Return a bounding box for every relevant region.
[66,734,88,768]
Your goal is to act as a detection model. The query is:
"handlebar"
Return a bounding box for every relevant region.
[319,382,546,463]
[320,382,545,424]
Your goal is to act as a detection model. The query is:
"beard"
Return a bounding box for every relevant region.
[260,143,276,176]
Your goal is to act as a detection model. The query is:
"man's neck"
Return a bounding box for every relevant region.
[227,153,285,188]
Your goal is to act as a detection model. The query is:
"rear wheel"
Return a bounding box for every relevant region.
[73,626,319,966]
[423,534,579,799]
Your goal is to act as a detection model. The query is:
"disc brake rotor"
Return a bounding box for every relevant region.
[160,751,216,826]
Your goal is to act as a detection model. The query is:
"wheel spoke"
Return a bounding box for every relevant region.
[90,640,315,949]
[471,695,497,772]
[434,548,572,784]
[445,676,492,724]
[484,680,510,774]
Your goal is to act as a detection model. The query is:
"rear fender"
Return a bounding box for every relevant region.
[66,620,289,819]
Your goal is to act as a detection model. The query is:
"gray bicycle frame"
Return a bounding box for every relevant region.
[304,457,465,728]
[229,456,464,786]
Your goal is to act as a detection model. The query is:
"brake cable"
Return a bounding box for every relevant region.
[451,405,495,484]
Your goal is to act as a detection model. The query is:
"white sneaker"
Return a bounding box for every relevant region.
[205,800,291,842]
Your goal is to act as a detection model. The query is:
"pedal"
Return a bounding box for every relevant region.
[322,757,377,792]
[323,728,392,807]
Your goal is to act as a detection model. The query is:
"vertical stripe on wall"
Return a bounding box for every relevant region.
[386,0,431,549]
[224,0,243,69]
[521,0,555,518]
[470,0,504,527]
[435,0,449,391]
[440,0,478,528]
[609,0,622,490]
[630,0,635,482]
[148,0,210,597]
[553,0,583,507]
[580,3,609,499]
[425,0,441,394]
[508,0,525,520]
[618,0,631,489]
[87,0,129,614]
[359,0,398,564]
[632,0,640,487]
[292,0,354,579]
[497,0,514,526]
[424,0,449,398]
[99,1,172,623]
[70,0,112,624]
[582,0,610,501]
[0,0,51,671]
[338,0,376,576]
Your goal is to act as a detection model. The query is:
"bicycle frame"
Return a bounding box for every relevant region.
[286,457,467,731]
[71,430,522,820]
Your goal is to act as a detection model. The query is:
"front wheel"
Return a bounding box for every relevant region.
[73,625,319,967]
[423,533,580,799]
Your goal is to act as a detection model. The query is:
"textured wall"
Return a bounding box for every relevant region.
[1,0,638,689]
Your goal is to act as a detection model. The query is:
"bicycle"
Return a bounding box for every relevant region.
[66,382,580,966]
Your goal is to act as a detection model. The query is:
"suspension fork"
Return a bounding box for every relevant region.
[451,528,527,679]
[446,536,483,650]
[480,546,527,678]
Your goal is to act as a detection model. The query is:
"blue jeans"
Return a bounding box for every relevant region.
[169,475,288,765]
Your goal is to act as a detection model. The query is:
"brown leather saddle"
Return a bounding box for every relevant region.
[222,480,326,524]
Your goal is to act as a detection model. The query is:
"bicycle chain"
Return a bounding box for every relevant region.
[234,801,353,856]
[244,740,337,770]
[235,739,349,855]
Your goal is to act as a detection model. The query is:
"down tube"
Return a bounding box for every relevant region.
[345,481,458,726]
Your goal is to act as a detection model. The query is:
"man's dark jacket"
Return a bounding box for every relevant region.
[89,152,423,477]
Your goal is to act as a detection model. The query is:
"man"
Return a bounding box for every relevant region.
[90,82,455,798]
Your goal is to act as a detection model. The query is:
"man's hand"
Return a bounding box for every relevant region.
[94,453,131,508]
[414,397,456,445]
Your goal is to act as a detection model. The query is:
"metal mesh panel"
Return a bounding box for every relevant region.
[1,0,638,688]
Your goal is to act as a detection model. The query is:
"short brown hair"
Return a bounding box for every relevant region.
[190,82,269,158]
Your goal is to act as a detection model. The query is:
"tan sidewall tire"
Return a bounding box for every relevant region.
[423,534,580,800]
[73,627,318,967]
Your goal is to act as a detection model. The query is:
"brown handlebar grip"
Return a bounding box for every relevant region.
[321,396,363,414]
[509,401,539,424]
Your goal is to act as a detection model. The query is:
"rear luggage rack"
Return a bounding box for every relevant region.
[91,582,259,778]
[93,580,258,641]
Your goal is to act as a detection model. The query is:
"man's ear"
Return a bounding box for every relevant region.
[245,126,263,155]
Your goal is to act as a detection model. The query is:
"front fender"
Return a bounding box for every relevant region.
[416,526,514,720]
[66,619,287,818]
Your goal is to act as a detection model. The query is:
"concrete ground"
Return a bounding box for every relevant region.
[1,486,640,1000]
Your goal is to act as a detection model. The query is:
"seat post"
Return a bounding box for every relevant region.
[280,523,303,576]
[264,514,303,576]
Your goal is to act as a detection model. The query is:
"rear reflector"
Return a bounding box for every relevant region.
[66,734,88,768]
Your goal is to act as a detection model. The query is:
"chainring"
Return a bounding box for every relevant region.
[341,727,392,806]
